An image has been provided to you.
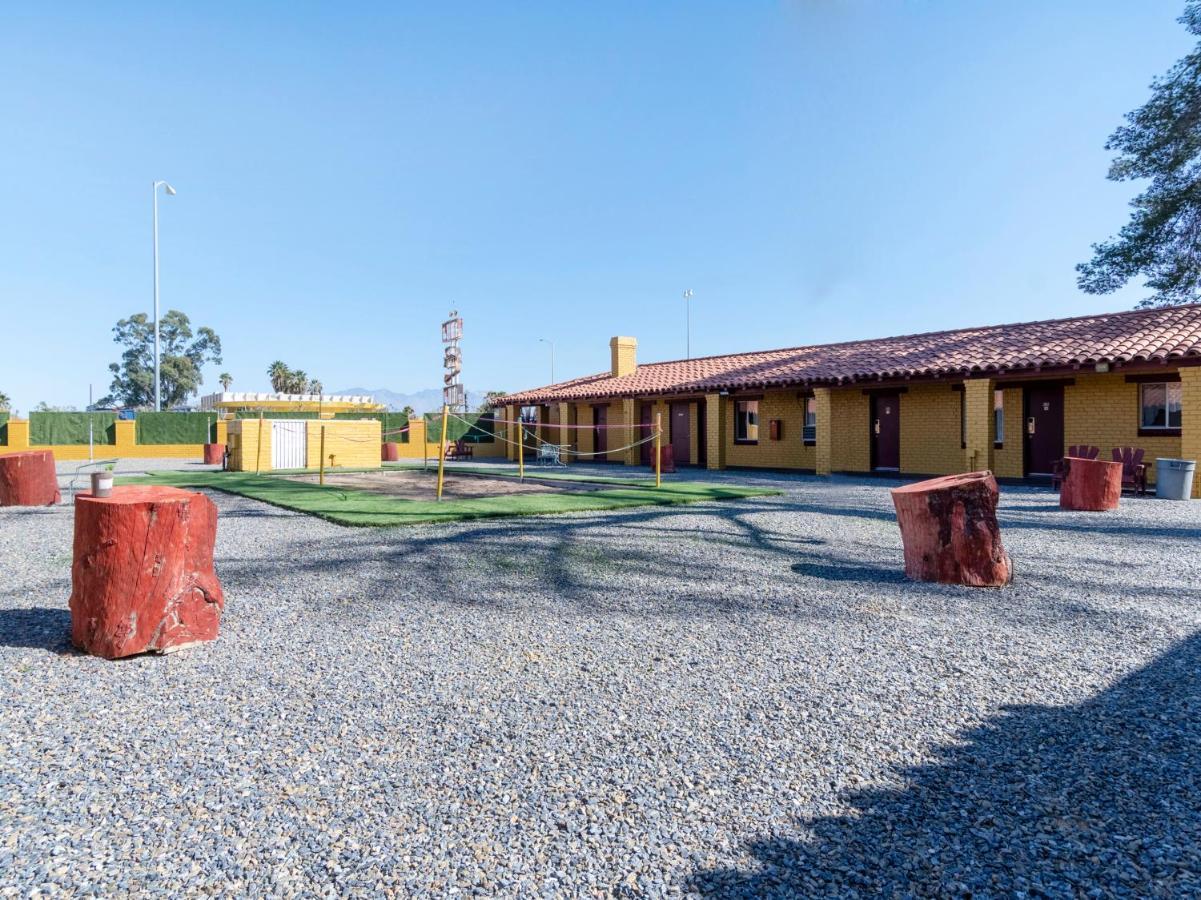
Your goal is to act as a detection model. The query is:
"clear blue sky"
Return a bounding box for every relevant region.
[0,1,1191,412]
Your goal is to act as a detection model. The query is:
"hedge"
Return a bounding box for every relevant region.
[30,412,117,445]
[333,411,409,443]
[425,412,495,443]
[136,412,219,445]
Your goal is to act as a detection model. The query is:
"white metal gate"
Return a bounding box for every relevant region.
[271,420,308,470]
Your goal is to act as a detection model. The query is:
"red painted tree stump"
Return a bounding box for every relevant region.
[891,471,1012,587]
[382,442,401,462]
[0,450,61,506]
[203,443,226,465]
[69,486,224,659]
[1059,456,1122,512]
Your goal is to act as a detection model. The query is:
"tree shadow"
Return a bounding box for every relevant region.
[0,606,72,651]
[689,630,1201,896]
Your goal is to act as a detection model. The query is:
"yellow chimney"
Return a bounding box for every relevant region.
[609,336,637,377]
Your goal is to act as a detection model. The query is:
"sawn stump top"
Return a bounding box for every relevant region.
[75,485,199,506]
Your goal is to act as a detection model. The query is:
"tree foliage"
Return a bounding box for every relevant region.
[0,392,9,411]
[1078,3,1201,307]
[478,391,506,412]
[219,372,233,391]
[102,310,222,408]
[267,361,322,393]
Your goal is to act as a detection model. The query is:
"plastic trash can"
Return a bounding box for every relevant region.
[1155,458,1196,501]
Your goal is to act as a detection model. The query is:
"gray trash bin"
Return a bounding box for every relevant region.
[1155,458,1196,501]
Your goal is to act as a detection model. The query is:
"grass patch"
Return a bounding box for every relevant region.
[119,470,779,527]
[383,462,659,487]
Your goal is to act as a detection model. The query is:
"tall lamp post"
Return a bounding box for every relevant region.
[538,337,555,384]
[683,289,694,359]
[152,180,177,411]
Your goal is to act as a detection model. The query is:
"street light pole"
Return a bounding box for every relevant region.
[152,180,177,411]
[683,289,694,359]
[539,337,555,384]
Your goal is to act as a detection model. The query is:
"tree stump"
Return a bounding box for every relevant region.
[1059,456,1122,512]
[382,442,401,462]
[891,471,1011,587]
[0,450,61,506]
[69,486,225,659]
[203,443,226,465]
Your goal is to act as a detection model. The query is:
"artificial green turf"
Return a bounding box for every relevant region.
[120,470,778,527]
[382,462,658,487]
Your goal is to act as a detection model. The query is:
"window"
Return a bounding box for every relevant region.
[994,389,1004,446]
[735,400,759,443]
[803,397,816,444]
[1140,382,1182,431]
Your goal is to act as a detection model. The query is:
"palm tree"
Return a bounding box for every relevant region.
[308,379,322,395]
[218,373,233,392]
[0,391,10,411]
[267,361,289,392]
[288,370,308,394]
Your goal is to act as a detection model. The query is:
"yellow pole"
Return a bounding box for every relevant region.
[319,426,326,485]
[255,411,264,475]
[436,404,449,501]
[518,416,525,481]
[655,412,662,488]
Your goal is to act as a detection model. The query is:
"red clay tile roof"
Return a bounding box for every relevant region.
[500,304,1201,405]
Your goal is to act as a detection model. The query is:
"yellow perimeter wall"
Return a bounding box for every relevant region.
[2,419,228,461]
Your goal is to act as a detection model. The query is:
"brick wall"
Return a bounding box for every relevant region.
[1063,372,1181,485]
[306,419,381,470]
[723,390,817,470]
[899,384,963,475]
[829,389,870,473]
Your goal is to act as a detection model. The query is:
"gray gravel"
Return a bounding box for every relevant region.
[2,465,1200,897]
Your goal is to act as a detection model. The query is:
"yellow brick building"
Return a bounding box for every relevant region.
[499,305,1201,496]
[227,418,381,472]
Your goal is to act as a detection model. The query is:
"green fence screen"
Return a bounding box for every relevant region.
[30,412,117,445]
[333,411,410,443]
[234,410,320,420]
[0,412,8,446]
[136,412,218,445]
[424,412,495,443]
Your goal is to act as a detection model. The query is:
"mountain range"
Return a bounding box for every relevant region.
[332,388,489,414]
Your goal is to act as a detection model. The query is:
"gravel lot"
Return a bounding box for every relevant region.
[2,463,1200,897]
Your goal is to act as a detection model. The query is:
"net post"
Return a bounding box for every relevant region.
[255,411,264,475]
[319,426,326,485]
[655,412,662,488]
[518,417,525,481]
[436,404,449,501]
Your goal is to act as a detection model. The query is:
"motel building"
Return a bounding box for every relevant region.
[496,304,1200,497]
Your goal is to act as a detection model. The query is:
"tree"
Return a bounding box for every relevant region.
[478,391,507,412]
[102,310,222,409]
[268,361,290,392]
[308,379,323,395]
[0,392,9,411]
[219,372,233,391]
[1078,3,1201,307]
[400,404,416,419]
[34,401,76,412]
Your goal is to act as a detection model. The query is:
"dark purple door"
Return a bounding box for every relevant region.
[871,393,900,470]
[640,404,653,466]
[1024,385,1064,476]
[670,403,690,466]
[593,405,607,461]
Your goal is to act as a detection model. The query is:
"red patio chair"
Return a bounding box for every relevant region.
[1111,447,1148,495]
[1051,445,1100,490]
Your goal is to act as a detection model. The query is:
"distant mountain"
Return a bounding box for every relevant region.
[332,387,488,414]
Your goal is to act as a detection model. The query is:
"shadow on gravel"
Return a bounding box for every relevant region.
[790,560,906,583]
[0,606,72,651]
[689,630,1201,897]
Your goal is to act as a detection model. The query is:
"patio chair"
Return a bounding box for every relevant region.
[1050,445,1100,490]
[1111,446,1148,495]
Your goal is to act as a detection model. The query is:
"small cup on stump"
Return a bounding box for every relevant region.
[891,471,1012,587]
